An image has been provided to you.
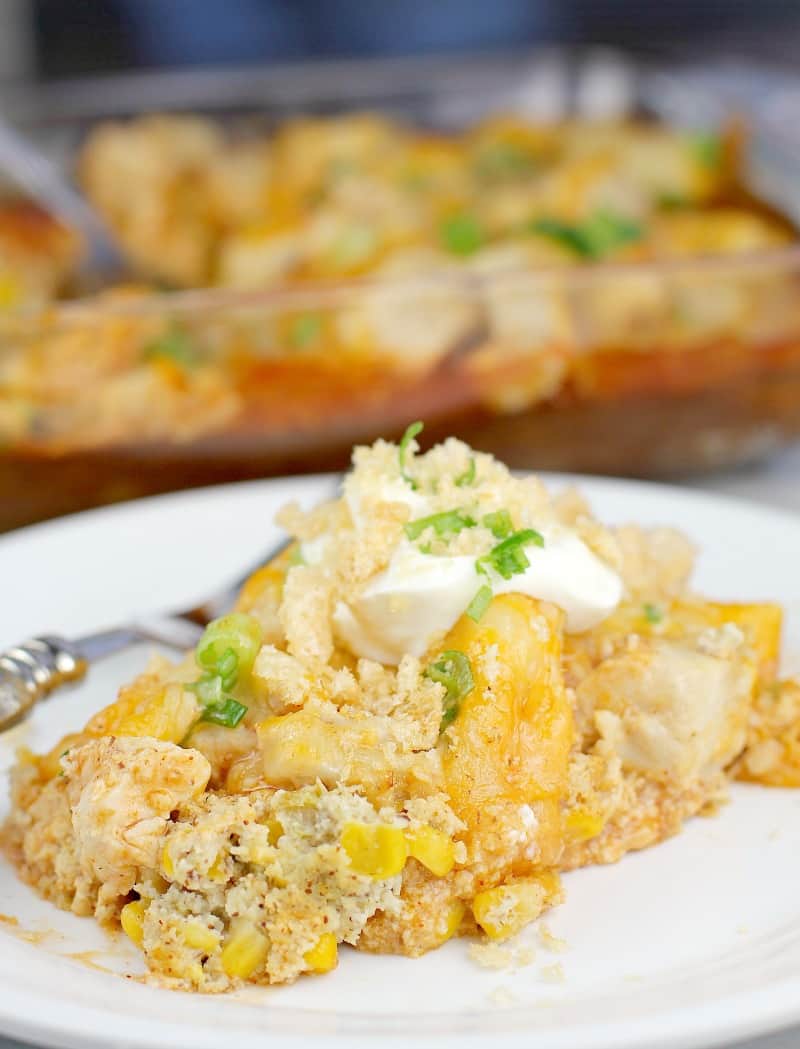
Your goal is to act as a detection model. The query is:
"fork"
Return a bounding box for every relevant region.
[0,467,344,732]
[0,532,297,733]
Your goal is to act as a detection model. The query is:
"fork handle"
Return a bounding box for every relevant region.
[0,636,88,730]
[0,620,203,732]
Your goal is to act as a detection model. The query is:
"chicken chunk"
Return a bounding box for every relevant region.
[580,638,756,784]
[63,737,210,907]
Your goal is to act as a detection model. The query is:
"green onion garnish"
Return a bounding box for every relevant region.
[399,420,423,489]
[528,217,590,256]
[476,528,544,580]
[425,650,475,731]
[482,509,513,540]
[189,672,225,706]
[658,192,691,210]
[216,648,239,691]
[455,458,476,487]
[200,698,248,729]
[143,328,198,367]
[189,667,248,730]
[402,170,431,192]
[690,133,722,170]
[581,211,643,256]
[643,603,663,624]
[188,613,263,730]
[466,585,493,623]
[529,211,643,259]
[332,222,376,267]
[440,213,484,256]
[289,313,322,349]
[196,613,263,679]
[474,143,535,181]
[328,157,357,180]
[404,509,476,542]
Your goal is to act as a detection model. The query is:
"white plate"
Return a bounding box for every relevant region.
[1,474,799,1049]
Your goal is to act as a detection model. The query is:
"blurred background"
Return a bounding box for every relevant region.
[0,0,800,531]
[3,0,800,78]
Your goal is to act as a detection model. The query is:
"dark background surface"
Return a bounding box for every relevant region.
[30,0,800,77]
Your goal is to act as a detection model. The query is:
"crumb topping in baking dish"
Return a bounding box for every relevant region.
[4,430,799,991]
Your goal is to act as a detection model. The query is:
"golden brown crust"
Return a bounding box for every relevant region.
[561,772,727,870]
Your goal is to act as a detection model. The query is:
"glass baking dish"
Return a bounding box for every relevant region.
[1,49,800,531]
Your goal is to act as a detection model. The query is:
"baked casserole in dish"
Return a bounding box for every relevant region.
[1,58,800,529]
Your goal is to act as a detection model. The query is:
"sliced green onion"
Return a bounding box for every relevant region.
[216,648,239,691]
[466,585,493,623]
[189,672,224,707]
[440,213,484,256]
[189,672,249,730]
[658,192,691,210]
[455,458,476,487]
[690,132,722,170]
[327,157,357,180]
[425,650,475,732]
[643,602,663,624]
[528,217,590,257]
[404,508,476,542]
[529,211,643,259]
[289,544,306,566]
[474,143,535,181]
[476,528,544,581]
[143,328,198,367]
[200,698,248,729]
[332,222,376,267]
[289,312,322,349]
[399,420,423,489]
[581,211,643,256]
[482,509,513,540]
[196,613,263,679]
[402,170,431,192]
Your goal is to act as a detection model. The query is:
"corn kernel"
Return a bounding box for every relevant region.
[247,844,272,865]
[565,808,606,842]
[208,852,227,882]
[0,274,20,308]
[161,843,175,879]
[182,921,220,954]
[120,900,147,948]
[186,962,204,986]
[405,826,456,877]
[472,874,560,941]
[267,818,284,846]
[221,918,269,980]
[340,823,408,879]
[304,932,338,973]
[441,900,466,942]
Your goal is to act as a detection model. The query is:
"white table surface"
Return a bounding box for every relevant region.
[1,444,799,1049]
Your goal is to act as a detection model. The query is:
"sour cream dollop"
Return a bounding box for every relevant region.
[325,480,622,665]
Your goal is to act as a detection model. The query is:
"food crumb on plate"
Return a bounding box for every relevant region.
[538,923,567,953]
[469,941,536,971]
[488,985,518,1006]
[540,962,566,983]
